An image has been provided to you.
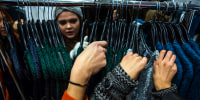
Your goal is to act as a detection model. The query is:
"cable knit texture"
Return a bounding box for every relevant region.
[93,64,138,100]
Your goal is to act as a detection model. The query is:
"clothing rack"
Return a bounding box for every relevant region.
[0,0,200,11]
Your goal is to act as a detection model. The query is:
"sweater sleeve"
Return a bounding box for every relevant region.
[151,84,185,100]
[61,90,88,100]
[93,64,138,100]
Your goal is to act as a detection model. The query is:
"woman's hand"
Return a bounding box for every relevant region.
[153,50,177,91]
[70,41,107,84]
[67,41,107,100]
[120,52,148,80]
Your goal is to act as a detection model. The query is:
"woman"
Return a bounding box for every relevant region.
[0,6,18,100]
[0,6,26,100]
[54,6,89,60]
[61,41,185,100]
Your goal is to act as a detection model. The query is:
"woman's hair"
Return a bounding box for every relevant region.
[0,7,14,25]
[0,7,19,40]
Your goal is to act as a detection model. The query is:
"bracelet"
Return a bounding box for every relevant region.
[68,80,88,87]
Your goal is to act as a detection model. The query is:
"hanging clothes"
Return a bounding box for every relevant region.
[172,41,193,97]
[127,20,159,100]
[181,43,200,100]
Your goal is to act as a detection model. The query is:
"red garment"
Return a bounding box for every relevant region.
[61,90,88,100]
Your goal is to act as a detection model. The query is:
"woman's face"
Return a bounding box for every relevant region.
[57,11,80,39]
[0,11,7,37]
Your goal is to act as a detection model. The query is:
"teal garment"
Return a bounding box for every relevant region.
[76,46,84,58]
[105,47,114,73]
[37,47,48,79]
[59,44,73,80]
[25,50,36,80]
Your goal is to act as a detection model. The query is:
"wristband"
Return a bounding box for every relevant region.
[68,80,88,87]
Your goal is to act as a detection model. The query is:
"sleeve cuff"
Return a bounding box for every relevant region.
[151,83,177,98]
[110,64,138,94]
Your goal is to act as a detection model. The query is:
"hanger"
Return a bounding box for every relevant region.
[106,20,111,47]
[80,1,88,47]
[93,2,102,42]
[88,3,100,43]
[172,23,185,44]
[100,8,110,41]
[41,0,53,47]
[179,23,190,41]
[125,1,135,48]
[117,1,126,50]
[120,1,129,49]
[16,0,28,50]
[36,0,47,44]
[166,23,177,43]
[27,0,40,48]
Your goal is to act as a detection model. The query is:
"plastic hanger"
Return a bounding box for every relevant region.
[46,1,57,48]
[80,1,88,47]
[172,23,185,44]
[166,23,177,43]
[130,21,137,51]
[93,2,101,41]
[162,23,170,44]
[125,1,135,48]
[100,8,110,41]
[41,0,53,47]
[120,1,129,49]
[36,0,47,43]
[179,23,190,41]
[17,0,28,50]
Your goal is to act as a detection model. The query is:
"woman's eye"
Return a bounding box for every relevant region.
[69,19,77,24]
[58,20,67,25]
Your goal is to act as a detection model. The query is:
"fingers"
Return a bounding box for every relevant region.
[95,41,107,47]
[170,55,176,64]
[168,63,177,81]
[164,51,173,62]
[138,57,148,70]
[157,50,166,63]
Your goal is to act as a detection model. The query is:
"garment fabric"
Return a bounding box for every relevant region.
[188,38,200,56]
[156,42,165,51]
[28,38,42,80]
[181,43,200,100]
[172,41,193,97]
[127,21,159,100]
[62,90,88,100]
[93,64,138,100]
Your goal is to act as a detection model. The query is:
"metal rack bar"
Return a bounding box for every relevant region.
[0,0,200,10]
